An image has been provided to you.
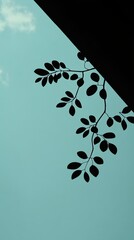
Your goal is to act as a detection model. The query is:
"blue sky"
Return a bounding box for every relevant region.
[0,1,134,240]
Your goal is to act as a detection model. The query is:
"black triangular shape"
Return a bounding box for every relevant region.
[34,0,134,111]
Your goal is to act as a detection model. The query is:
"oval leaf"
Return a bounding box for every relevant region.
[90,72,100,82]
[52,60,60,69]
[107,117,114,127]
[100,140,108,152]
[77,78,84,87]
[70,74,78,80]
[77,151,88,159]
[84,172,90,182]
[65,91,74,98]
[90,165,99,177]
[56,102,66,108]
[86,85,97,96]
[61,97,70,102]
[122,106,131,114]
[94,156,104,165]
[67,162,81,170]
[127,116,134,123]
[94,136,101,145]
[113,115,121,122]
[48,75,54,84]
[91,126,98,133]
[60,62,66,68]
[83,129,89,138]
[76,127,86,134]
[75,99,82,108]
[81,118,89,125]
[69,105,75,116]
[34,68,49,76]
[99,89,107,99]
[103,132,116,138]
[77,51,85,60]
[121,119,127,130]
[89,115,96,123]
[63,72,69,79]
[109,143,117,155]
[35,77,42,83]
[71,170,82,180]
[44,62,54,71]
[42,77,47,87]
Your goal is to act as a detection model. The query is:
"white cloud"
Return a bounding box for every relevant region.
[0,68,9,86]
[0,0,35,32]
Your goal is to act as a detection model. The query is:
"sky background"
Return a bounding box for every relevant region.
[0,1,134,239]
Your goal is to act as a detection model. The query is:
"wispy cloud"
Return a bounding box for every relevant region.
[0,68,9,86]
[0,0,35,32]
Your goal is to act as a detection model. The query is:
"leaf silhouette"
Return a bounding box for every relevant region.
[60,62,66,68]
[100,140,108,152]
[65,91,74,98]
[81,118,89,125]
[56,102,66,108]
[91,126,98,133]
[89,115,96,123]
[76,127,86,134]
[71,170,82,179]
[94,136,101,145]
[70,74,78,80]
[61,97,71,102]
[90,165,99,177]
[99,89,107,99]
[44,63,54,71]
[113,115,121,122]
[103,132,116,138]
[122,106,131,114]
[63,72,69,79]
[121,119,127,130]
[84,172,90,182]
[90,72,100,82]
[52,60,60,69]
[94,156,104,164]
[83,129,89,138]
[77,151,88,159]
[35,77,42,83]
[48,75,54,84]
[107,117,114,127]
[75,99,82,108]
[109,143,117,154]
[77,51,85,60]
[69,105,75,116]
[34,68,49,76]
[42,77,47,87]
[67,162,82,170]
[127,116,134,123]
[86,85,97,96]
[77,78,84,87]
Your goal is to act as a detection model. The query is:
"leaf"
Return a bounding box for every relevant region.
[107,117,114,127]
[35,77,42,83]
[75,99,82,108]
[103,132,116,138]
[56,102,66,108]
[83,129,89,138]
[44,63,54,71]
[70,74,78,80]
[34,68,49,76]
[60,62,66,68]
[99,89,107,99]
[48,75,54,84]
[77,151,88,159]
[77,51,85,60]
[109,143,117,155]
[56,73,62,80]
[100,140,108,152]
[63,71,69,79]
[52,60,60,69]
[67,162,81,170]
[91,126,98,133]
[76,127,86,134]
[90,72,100,82]
[122,106,131,114]
[42,77,47,87]
[69,105,75,116]
[65,91,74,98]
[71,170,82,179]
[81,118,89,125]
[84,172,90,182]
[86,85,97,96]
[77,78,84,87]
[90,165,99,177]
[113,115,121,122]
[89,115,96,123]
[61,97,70,102]
[53,74,59,83]
[121,119,127,130]
[127,116,134,123]
[94,136,101,145]
[94,157,104,165]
